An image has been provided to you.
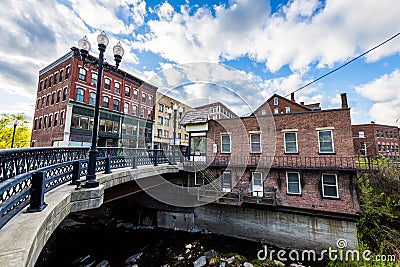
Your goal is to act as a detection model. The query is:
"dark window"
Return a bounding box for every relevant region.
[76,88,84,102]
[44,78,47,90]
[115,83,120,94]
[48,115,52,128]
[36,99,40,109]
[90,92,96,105]
[65,66,70,79]
[39,81,43,91]
[103,96,109,108]
[43,117,47,129]
[148,96,153,105]
[54,73,58,84]
[113,99,119,111]
[51,92,55,105]
[132,105,137,115]
[39,118,42,129]
[322,174,339,198]
[63,88,68,101]
[49,76,53,87]
[46,95,50,107]
[133,89,138,100]
[59,70,63,82]
[286,172,301,194]
[78,68,86,81]
[125,86,130,97]
[57,90,61,103]
[54,113,58,126]
[34,119,37,130]
[41,97,45,108]
[141,92,146,103]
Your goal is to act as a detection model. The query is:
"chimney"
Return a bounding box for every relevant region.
[291,92,295,102]
[300,101,304,106]
[341,93,348,109]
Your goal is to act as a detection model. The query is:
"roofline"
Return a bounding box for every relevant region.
[253,93,311,114]
[352,123,400,128]
[194,101,238,117]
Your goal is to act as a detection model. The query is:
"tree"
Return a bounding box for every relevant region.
[0,113,31,149]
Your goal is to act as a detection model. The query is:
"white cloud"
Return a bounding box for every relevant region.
[355,70,400,125]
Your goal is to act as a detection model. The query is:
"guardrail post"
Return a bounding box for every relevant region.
[71,160,81,185]
[132,155,138,169]
[28,171,47,212]
[104,157,111,174]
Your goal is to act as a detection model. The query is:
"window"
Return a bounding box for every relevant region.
[54,113,58,126]
[250,133,261,153]
[158,104,164,112]
[125,86,130,97]
[140,107,145,117]
[99,119,106,131]
[54,73,58,84]
[285,107,290,113]
[90,92,96,105]
[76,88,84,102]
[322,174,339,198]
[191,136,206,155]
[103,96,109,108]
[43,116,47,129]
[274,108,279,114]
[133,89,138,100]
[157,129,162,137]
[48,114,52,128]
[212,106,218,113]
[39,118,42,129]
[318,130,334,153]
[36,99,40,109]
[46,95,50,107]
[284,132,298,153]
[48,76,52,87]
[104,78,111,90]
[148,109,152,118]
[164,130,169,138]
[65,66,70,79]
[34,119,37,130]
[80,116,89,129]
[113,99,119,111]
[158,116,163,125]
[114,82,120,94]
[251,172,263,197]
[41,97,45,108]
[286,172,301,195]
[44,78,48,90]
[59,70,63,82]
[51,92,55,105]
[91,73,97,85]
[274,97,278,105]
[221,171,232,192]
[360,142,366,155]
[78,68,86,81]
[261,110,267,116]
[390,132,393,139]
[148,95,153,105]
[164,117,170,126]
[57,90,61,103]
[142,92,146,103]
[39,81,43,91]
[359,131,365,138]
[106,121,113,133]
[221,134,231,153]
[376,130,379,138]
[378,144,382,152]
[394,132,397,139]
[124,102,129,113]
[132,105,137,115]
[385,131,389,138]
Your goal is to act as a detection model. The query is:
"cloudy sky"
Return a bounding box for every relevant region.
[0,0,399,126]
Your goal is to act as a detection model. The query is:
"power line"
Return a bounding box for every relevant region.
[285,32,400,97]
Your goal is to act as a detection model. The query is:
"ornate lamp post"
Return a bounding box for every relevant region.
[78,32,124,188]
[168,104,183,164]
[11,120,19,148]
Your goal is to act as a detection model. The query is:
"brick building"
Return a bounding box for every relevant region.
[183,93,359,217]
[195,102,237,120]
[31,47,157,148]
[352,123,399,160]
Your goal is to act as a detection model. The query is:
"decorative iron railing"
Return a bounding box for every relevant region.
[0,148,177,229]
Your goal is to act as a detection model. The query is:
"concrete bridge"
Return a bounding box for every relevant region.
[0,147,385,266]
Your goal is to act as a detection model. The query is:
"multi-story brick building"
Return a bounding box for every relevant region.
[195,102,237,120]
[31,47,157,148]
[352,123,399,160]
[153,92,193,152]
[182,93,359,217]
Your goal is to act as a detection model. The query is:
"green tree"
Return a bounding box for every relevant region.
[0,113,31,149]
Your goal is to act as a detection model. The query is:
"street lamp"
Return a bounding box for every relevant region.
[168,104,183,164]
[11,120,18,149]
[78,32,124,188]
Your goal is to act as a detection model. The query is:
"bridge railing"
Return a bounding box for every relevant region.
[0,148,176,230]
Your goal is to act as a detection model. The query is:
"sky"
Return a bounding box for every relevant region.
[0,0,399,126]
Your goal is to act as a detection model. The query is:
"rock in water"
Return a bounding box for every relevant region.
[193,256,207,267]
[124,252,143,265]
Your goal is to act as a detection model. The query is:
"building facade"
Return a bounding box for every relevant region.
[183,93,359,217]
[195,102,237,120]
[153,93,193,152]
[352,123,399,160]
[31,47,157,148]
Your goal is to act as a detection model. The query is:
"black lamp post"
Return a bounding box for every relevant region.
[168,104,183,164]
[11,120,18,149]
[78,32,124,188]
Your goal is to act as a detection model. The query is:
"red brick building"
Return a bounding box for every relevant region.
[352,123,399,160]
[183,93,359,217]
[31,47,157,148]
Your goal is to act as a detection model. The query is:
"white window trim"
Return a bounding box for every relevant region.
[221,171,232,192]
[250,133,262,153]
[273,97,279,105]
[286,172,301,195]
[318,130,335,153]
[194,172,202,186]
[284,132,298,153]
[221,134,231,153]
[251,171,263,197]
[322,173,339,198]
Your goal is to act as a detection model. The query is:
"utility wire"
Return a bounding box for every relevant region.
[285,32,400,97]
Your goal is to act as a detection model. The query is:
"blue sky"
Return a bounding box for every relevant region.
[0,0,399,126]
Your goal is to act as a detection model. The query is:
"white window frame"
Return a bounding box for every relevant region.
[318,130,335,153]
[273,97,278,105]
[285,107,290,113]
[221,134,231,153]
[124,102,129,113]
[358,131,365,138]
[284,132,298,153]
[322,173,339,198]
[251,172,263,197]
[221,171,232,192]
[250,132,262,153]
[274,108,279,114]
[286,172,301,195]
